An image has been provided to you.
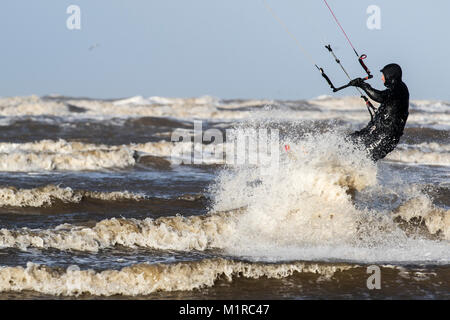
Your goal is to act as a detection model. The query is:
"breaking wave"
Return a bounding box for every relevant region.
[386,143,450,166]
[393,195,450,240]
[0,133,448,263]
[0,212,237,252]
[0,258,354,296]
[0,95,448,299]
[1,96,449,130]
[0,185,145,208]
[0,140,136,171]
[0,139,226,171]
[0,95,256,121]
[0,137,447,173]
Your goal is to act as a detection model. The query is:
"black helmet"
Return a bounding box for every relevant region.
[380,64,402,87]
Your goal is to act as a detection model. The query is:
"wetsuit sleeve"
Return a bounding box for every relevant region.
[357,83,391,104]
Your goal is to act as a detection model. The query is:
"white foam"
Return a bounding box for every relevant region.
[0,96,448,129]
[209,131,450,263]
[0,259,354,296]
[1,133,447,264]
[0,185,145,207]
[411,100,450,113]
[386,143,450,166]
[0,139,232,171]
[0,147,135,171]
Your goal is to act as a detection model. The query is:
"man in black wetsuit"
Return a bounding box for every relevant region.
[348,63,409,162]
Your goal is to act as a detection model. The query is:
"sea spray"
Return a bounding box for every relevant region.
[0,131,447,262]
[209,131,377,253]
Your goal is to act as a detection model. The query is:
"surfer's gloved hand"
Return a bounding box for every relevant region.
[349,78,364,87]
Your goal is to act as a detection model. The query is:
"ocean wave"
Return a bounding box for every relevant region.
[0,148,135,172]
[0,139,195,171]
[112,95,221,106]
[1,96,449,129]
[0,133,447,259]
[410,100,450,113]
[0,185,145,208]
[1,136,447,173]
[0,258,354,296]
[0,95,255,121]
[0,139,139,171]
[394,195,450,240]
[0,96,70,117]
[400,142,450,152]
[207,132,450,261]
[386,143,450,166]
[0,211,238,252]
[0,139,225,171]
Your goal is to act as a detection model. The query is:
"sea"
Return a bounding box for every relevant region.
[0,94,448,299]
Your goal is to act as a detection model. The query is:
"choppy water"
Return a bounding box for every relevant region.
[0,95,448,299]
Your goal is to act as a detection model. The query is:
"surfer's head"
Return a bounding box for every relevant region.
[380,63,402,88]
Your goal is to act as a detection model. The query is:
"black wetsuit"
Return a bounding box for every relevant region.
[349,64,409,162]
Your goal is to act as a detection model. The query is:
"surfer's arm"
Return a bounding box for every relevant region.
[348,78,390,103]
[357,83,390,104]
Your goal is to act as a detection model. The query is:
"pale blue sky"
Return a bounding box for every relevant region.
[0,0,449,100]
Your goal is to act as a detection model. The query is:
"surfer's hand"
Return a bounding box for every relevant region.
[349,78,364,87]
